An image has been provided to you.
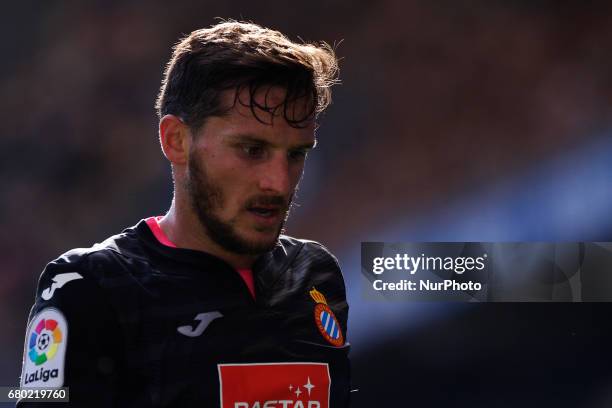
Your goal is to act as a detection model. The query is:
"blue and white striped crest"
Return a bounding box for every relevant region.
[313,303,344,346]
[319,309,341,340]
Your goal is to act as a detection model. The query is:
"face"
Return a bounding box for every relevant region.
[185,86,316,255]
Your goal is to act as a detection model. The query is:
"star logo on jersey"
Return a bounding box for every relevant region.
[218,363,330,408]
[309,287,344,347]
[41,272,83,300]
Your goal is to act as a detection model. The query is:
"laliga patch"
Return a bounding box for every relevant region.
[20,308,67,388]
[218,362,330,408]
[310,288,344,347]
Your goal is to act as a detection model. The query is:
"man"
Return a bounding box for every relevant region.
[18,21,350,407]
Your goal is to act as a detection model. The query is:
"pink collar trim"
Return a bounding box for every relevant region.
[236,268,256,300]
[145,216,177,248]
[144,216,256,300]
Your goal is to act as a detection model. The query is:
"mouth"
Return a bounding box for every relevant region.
[247,206,282,219]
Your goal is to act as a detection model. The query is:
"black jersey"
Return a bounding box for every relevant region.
[17,219,350,407]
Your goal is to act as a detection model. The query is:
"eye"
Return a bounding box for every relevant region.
[239,144,265,159]
[288,149,308,162]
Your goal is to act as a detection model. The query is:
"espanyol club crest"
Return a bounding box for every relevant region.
[309,287,344,347]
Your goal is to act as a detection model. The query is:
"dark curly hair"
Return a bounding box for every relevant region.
[155,21,340,131]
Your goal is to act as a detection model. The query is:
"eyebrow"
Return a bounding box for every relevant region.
[228,134,317,150]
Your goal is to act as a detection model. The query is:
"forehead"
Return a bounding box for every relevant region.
[196,86,316,144]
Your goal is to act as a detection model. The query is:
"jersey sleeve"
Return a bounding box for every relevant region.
[17,252,123,407]
[301,241,352,407]
[303,241,350,335]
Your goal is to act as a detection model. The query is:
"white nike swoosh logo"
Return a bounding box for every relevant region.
[41,272,83,300]
[177,311,223,337]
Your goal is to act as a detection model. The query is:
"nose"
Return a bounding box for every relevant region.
[258,154,292,195]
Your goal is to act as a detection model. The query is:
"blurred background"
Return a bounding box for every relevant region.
[2,1,612,406]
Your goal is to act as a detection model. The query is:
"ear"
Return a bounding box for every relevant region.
[159,115,191,165]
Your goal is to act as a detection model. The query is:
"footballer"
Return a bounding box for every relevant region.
[18,21,350,407]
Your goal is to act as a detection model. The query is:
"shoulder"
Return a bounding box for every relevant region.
[278,234,340,263]
[278,235,340,265]
[276,235,349,329]
[277,234,346,295]
[35,227,144,303]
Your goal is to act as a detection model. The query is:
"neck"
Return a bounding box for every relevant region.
[158,198,258,270]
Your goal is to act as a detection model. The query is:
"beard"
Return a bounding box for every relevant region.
[185,151,292,256]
